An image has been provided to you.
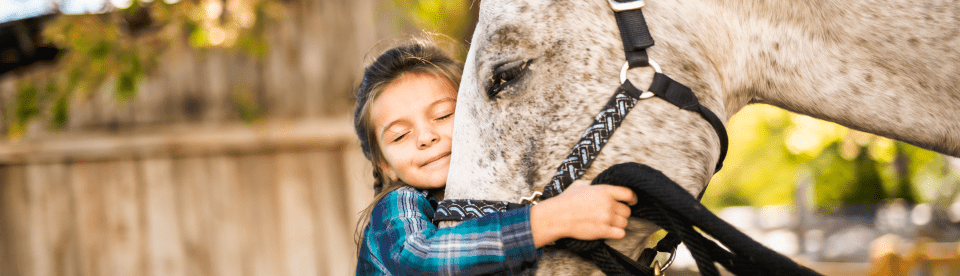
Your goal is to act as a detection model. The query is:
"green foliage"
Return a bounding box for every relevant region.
[7,0,283,137]
[703,105,959,210]
[14,85,40,131]
[390,0,473,59]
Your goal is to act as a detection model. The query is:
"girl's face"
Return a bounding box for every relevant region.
[372,73,457,190]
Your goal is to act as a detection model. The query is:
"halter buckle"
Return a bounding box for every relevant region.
[519,191,542,205]
[608,0,645,12]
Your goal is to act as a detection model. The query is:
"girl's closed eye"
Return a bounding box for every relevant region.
[437,113,453,120]
[391,132,408,143]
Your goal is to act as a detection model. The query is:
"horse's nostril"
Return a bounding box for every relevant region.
[487,59,530,99]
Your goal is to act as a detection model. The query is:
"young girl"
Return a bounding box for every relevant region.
[354,39,638,275]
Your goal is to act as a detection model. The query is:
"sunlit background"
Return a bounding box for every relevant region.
[1,0,958,275]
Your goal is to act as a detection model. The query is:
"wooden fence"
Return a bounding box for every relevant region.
[0,0,418,275]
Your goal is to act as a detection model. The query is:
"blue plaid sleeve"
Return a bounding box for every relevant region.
[357,186,540,275]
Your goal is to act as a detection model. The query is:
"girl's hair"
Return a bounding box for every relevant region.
[353,37,463,250]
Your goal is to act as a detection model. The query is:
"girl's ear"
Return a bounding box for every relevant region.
[378,162,398,181]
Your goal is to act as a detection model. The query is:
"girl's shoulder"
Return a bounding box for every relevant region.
[371,186,432,221]
[378,186,429,205]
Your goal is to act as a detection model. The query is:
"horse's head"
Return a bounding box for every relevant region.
[446,0,732,270]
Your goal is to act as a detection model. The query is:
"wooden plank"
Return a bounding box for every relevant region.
[95,79,122,130]
[173,157,214,276]
[298,0,325,118]
[0,165,29,276]
[320,0,373,116]
[115,91,137,128]
[132,73,160,126]
[25,162,78,276]
[238,154,283,276]
[165,42,192,124]
[71,161,145,276]
[66,84,98,132]
[203,51,229,122]
[38,163,80,276]
[344,141,376,228]
[262,37,285,119]
[25,163,53,276]
[0,117,355,165]
[141,157,186,276]
[71,162,108,276]
[181,50,206,123]
[309,152,352,276]
[206,155,243,276]
[276,153,319,276]
[103,161,145,276]
[225,51,259,123]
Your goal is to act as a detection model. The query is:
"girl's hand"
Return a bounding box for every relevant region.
[530,180,637,248]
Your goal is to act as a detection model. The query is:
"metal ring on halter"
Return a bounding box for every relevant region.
[619,59,660,99]
[607,0,645,12]
[660,246,677,271]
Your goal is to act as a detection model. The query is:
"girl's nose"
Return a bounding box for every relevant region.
[418,128,440,149]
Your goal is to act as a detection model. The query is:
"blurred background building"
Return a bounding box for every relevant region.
[0,0,958,275]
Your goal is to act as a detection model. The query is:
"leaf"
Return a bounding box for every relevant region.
[89,40,112,60]
[116,71,138,100]
[51,94,70,128]
[15,85,41,126]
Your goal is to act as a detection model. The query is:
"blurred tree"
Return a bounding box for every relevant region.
[7,0,282,137]
[703,104,960,211]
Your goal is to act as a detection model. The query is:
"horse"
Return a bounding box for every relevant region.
[442,0,960,274]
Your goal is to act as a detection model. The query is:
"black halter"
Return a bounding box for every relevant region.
[434,0,729,273]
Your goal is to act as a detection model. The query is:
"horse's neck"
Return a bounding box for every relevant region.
[713,0,960,156]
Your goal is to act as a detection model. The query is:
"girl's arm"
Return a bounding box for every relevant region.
[369,187,539,275]
[363,183,636,275]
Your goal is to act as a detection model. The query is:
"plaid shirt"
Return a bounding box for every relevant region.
[356,186,541,275]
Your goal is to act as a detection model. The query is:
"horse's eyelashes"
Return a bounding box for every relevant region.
[487,60,530,99]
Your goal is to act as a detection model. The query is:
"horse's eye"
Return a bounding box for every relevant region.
[487,60,529,99]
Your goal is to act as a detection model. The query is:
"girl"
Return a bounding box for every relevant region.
[354,39,637,275]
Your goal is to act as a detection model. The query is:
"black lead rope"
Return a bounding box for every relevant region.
[563,163,822,276]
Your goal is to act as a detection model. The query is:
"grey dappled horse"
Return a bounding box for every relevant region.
[444,0,960,274]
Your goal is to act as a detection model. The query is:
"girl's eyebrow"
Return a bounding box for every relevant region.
[429,97,457,108]
[378,97,458,139]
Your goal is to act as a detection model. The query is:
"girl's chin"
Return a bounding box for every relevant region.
[409,175,448,190]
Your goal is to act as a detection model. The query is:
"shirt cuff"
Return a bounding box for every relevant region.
[500,206,542,271]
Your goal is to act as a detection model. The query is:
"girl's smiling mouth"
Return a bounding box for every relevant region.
[421,152,451,168]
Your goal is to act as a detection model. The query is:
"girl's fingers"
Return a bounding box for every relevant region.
[612,214,629,229]
[614,203,631,218]
[607,227,626,240]
[601,185,638,205]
